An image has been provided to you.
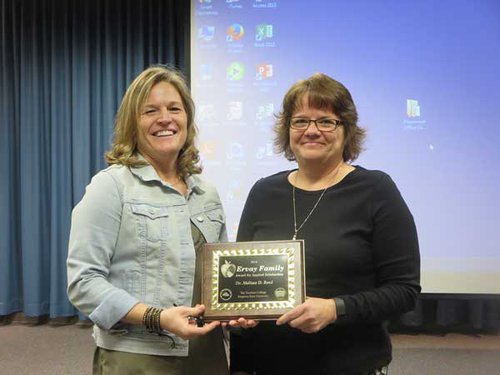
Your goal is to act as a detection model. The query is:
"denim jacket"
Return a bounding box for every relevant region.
[67,163,227,356]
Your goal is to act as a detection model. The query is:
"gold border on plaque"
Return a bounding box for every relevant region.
[201,240,305,321]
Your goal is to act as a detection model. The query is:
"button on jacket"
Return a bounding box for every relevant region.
[67,162,227,356]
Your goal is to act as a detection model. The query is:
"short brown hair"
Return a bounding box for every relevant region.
[274,73,365,162]
[105,65,201,178]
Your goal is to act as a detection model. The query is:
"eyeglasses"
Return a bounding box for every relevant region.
[290,117,342,132]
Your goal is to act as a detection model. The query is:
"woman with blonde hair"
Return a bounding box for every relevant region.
[68,65,229,375]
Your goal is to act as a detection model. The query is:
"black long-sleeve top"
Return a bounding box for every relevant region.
[230,166,421,375]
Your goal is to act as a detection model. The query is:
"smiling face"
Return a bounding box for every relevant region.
[289,94,346,166]
[137,81,188,167]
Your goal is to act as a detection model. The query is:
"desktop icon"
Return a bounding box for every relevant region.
[256,24,273,41]
[200,141,217,160]
[407,99,421,118]
[256,143,274,159]
[227,142,245,160]
[256,103,274,120]
[200,64,213,80]
[227,101,243,120]
[227,62,245,81]
[198,104,216,121]
[198,26,215,41]
[256,64,273,80]
[227,23,244,42]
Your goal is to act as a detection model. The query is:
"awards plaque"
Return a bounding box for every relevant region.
[201,240,305,321]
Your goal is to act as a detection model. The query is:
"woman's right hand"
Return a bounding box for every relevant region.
[160,304,220,340]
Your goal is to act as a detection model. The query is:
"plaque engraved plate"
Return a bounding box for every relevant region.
[201,240,305,321]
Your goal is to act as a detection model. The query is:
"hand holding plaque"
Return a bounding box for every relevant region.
[201,240,306,321]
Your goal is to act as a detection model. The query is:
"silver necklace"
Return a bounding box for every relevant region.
[292,185,327,240]
[291,165,343,240]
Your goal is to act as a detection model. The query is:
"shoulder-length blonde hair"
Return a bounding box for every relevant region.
[105,65,201,178]
[274,73,365,162]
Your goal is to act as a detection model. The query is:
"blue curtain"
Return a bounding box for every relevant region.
[0,0,189,317]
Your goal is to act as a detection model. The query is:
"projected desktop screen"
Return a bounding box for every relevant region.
[191,0,500,294]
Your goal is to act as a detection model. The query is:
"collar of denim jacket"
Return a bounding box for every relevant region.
[129,154,204,195]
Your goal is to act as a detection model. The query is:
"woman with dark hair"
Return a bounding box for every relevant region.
[67,65,229,375]
[231,73,421,375]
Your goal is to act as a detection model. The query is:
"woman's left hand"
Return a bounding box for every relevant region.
[226,317,259,329]
[276,297,337,333]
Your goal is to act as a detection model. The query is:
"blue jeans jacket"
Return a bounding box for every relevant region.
[67,163,227,356]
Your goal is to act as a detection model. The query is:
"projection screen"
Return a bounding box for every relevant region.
[191,0,500,294]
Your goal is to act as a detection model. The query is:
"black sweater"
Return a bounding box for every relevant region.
[230,167,421,375]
